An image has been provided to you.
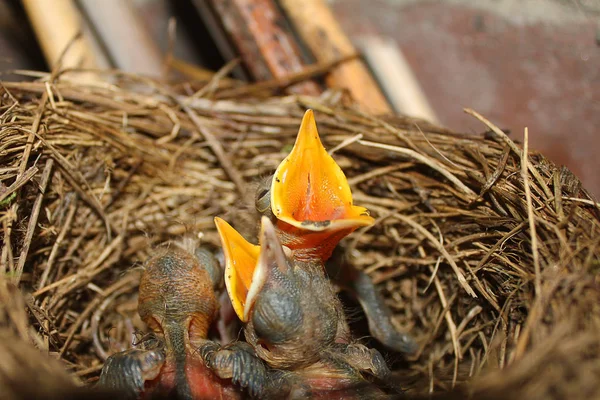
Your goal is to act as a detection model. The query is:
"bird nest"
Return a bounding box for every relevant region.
[1,70,599,399]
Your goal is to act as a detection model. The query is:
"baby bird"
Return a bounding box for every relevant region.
[256,110,373,263]
[255,110,416,354]
[97,245,268,399]
[210,216,392,399]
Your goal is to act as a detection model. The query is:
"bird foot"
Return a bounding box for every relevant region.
[200,340,288,399]
[97,346,165,400]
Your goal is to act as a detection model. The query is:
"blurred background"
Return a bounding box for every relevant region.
[1,0,598,196]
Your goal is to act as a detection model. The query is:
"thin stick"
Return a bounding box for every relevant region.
[172,96,246,196]
[189,58,240,100]
[328,133,363,155]
[33,234,124,297]
[347,163,412,186]
[14,159,54,283]
[477,144,511,198]
[58,273,138,358]
[17,92,48,178]
[456,305,483,338]
[38,198,77,288]
[216,55,355,99]
[358,140,476,197]
[393,212,476,297]
[0,166,38,204]
[433,272,461,387]
[553,172,565,220]
[465,108,553,200]
[563,197,600,209]
[473,222,527,272]
[522,128,542,297]
[35,132,113,238]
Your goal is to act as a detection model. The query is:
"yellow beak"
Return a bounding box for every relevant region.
[214,217,259,322]
[270,110,374,258]
[215,217,291,323]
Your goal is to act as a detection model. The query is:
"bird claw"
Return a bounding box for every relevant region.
[330,343,392,382]
[200,341,282,399]
[97,347,165,400]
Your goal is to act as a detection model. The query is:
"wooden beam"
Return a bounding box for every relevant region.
[78,0,164,77]
[21,0,100,70]
[357,36,438,122]
[206,0,321,95]
[279,0,391,114]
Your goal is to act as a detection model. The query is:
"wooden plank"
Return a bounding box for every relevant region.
[357,36,438,122]
[279,0,391,114]
[21,0,100,70]
[205,0,321,95]
[78,0,164,77]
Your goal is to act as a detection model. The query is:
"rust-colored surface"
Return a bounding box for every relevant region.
[209,0,321,95]
[332,0,600,196]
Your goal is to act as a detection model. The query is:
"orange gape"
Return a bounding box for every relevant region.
[270,109,374,261]
[216,110,377,321]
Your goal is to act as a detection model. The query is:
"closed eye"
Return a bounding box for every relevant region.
[257,189,269,199]
[255,188,271,214]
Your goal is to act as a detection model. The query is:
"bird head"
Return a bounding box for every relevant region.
[215,216,342,368]
[257,110,374,262]
[138,246,220,346]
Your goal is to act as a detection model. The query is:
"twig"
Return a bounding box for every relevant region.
[414,122,460,168]
[347,163,412,186]
[59,273,138,358]
[562,196,600,209]
[34,132,113,239]
[0,166,39,204]
[464,108,553,199]
[91,286,133,360]
[14,159,54,283]
[17,92,48,178]
[422,257,442,293]
[358,140,476,197]
[521,128,542,297]
[432,271,461,387]
[553,172,565,221]
[33,234,124,297]
[477,144,511,199]
[328,133,363,155]
[188,58,240,100]
[216,55,356,98]
[172,95,246,196]
[38,197,77,289]
[473,222,527,272]
[393,212,476,297]
[456,305,483,338]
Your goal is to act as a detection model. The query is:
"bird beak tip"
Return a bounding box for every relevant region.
[271,110,374,232]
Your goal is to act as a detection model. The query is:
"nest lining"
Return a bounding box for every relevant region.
[0,70,599,399]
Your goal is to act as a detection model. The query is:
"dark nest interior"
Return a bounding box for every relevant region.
[1,69,599,399]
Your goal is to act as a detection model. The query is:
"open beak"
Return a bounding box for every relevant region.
[214,217,259,322]
[270,110,374,257]
[215,217,290,323]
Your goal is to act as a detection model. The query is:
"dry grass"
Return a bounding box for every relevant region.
[1,68,599,399]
